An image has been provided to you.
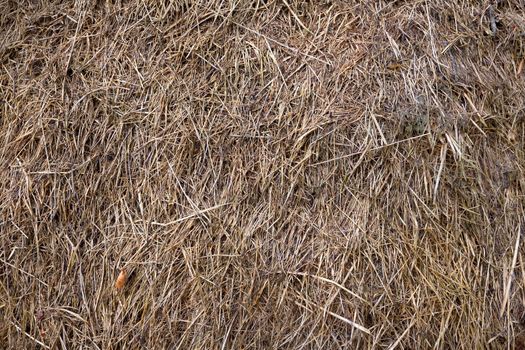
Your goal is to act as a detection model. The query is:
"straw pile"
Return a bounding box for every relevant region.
[1,1,525,348]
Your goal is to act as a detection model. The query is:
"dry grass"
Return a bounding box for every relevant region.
[1,0,525,349]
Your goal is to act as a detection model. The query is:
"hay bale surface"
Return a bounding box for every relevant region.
[1,1,525,348]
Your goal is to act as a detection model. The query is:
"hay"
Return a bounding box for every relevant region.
[1,0,524,348]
